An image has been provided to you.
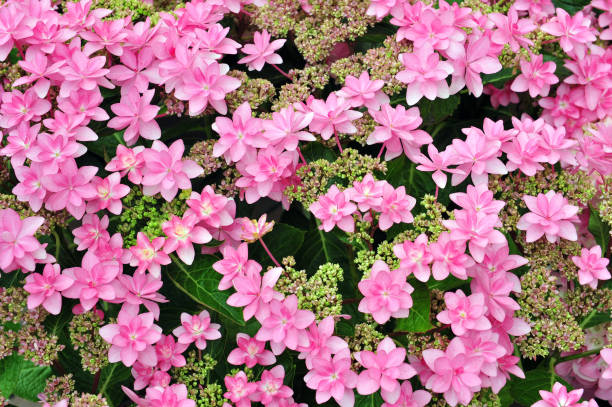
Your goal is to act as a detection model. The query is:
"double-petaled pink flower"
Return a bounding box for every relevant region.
[24,263,73,315]
[309,185,357,233]
[516,191,579,243]
[172,310,221,350]
[572,245,611,289]
[238,29,286,71]
[436,289,492,336]
[0,208,49,273]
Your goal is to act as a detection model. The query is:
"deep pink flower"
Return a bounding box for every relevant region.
[401,8,465,59]
[227,266,283,321]
[86,172,131,215]
[144,383,195,407]
[541,8,597,59]
[0,88,51,129]
[336,71,389,110]
[24,263,73,315]
[105,145,145,184]
[228,333,276,368]
[470,268,520,322]
[378,183,416,231]
[0,208,48,273]
[213,243,256,290]
[62,251,120,311]
[532,382,584,407]
[162,213,212,265]
[449,183,505,216]
[59,49,114,98]
[116,273,168,320]
[238,214,275,243]
[13,48,64,98]
[381,381,431,407]
[415,144,455,189]
[429,232,473,280]
[238,30,286,71]
[437,290,492,335]
[42,158,97,220]
[442,210,507,263]
[367,104,431,160]
[309,185,357,233]
[155,334,188,371]
[141,140,204,201]
[483,83,519,108]
[396,45,454,105]
[185,185,235,229]
[447,132,506,186]
[421,337,483,406]
[251,365,293,405]
[72,214,110,252]
[355,337,416,404]
[450,36,502,97]
[99,304,162,367]
[394,234,433,282]
[572,245,611,289]
[366,0,398,19]
[0,122,40,166]
[511,54,559,97]
[107,48,154,93]
[307,93,363,141]
[108,87,161,145]
[129,232,170,278]
[489,7,536,52]
[298,316,349,369]
[255,295,315,352]
[224,371,257,407]
[172,310,221,350]
[0,3,33,61]
[358,260,413,324]
[344,173,385,212]
[304,348,357,407]
[516,191,579,243]
[29,133,86,174]
[262,104,315,151]
[80,17,129,56]
[212,101,263,163]
[12,163,47,213]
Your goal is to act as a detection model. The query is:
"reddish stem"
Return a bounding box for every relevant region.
[542,38,559,44]
[377,142,385,159]
[155,113,168,119]
[241,8,253,17]
[259,237,281,267]
[334,128,344,154]
[297,147,308,166]
[435,185,439,200]
[271,64,293,81]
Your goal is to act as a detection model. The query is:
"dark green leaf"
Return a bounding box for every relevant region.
[510,368,567,406]
[427,275,470,292]
[580,310,612,329]
[0,353,21,398]
[0,353,51,401]
[385,157,435,199]
[482,67,516,88]
[395,281,433,333]
[166,254,245,326]
[295,228,350,274]
[98,363,132,407]
[354,393,384,407]
[417,94,460,126]
[250,223,306,266]
[552,0,589,14]
[588,206,610,251]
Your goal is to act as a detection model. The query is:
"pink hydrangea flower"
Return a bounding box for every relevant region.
[447,131,507,186]
[99,304,162,367]
[415,144,456,189]
[516,191,579,243]
[72,214,110,252]
[107,48,154,93]
[129,232,170,278]
[307,93,363,141]
[336,71,389,110]
[108,87,161,145]
[141,140,204,201]
[450,36,502,97]
[366,0,398,19]
[601,348,612,381]
[238,29,286,71]
[224,371,257,407]
[572,245,611,289]
[227,333,276,368]
[309,185,357,233]
[532,382,584,407]
[298,316,349,369]
[251,365,293,405]
[429,232,473,281]
[42,158,97,220]
[213,243,255,290]
[510,54,559,98]
[541,8,597,59]
[24,263,73,315]
[394,234,433,282]
[344,173,385,212]
[0,208,48,273]
[470,268,520,323]
[358,260,413,324]
[227,265,284,321]
[304,348,357,407]
[162,213,212,265]
[0,88,51,129]
[0,122,40,167]
[261,104,315,151]
[116,273,168,320]
[488,7,536,52]
[421,337,484,406]
[483,83,519,108]
[436,289,492,335]
[86,173,130,215]
[396,45,454,105]
[155,334,188,371]
[212,101,263,163]
[378,183,416,231]
[238,214,275,243]
[105,145,145,184]
[172,310,221,350]
[355,337,417,404]
[381,381,431,407]
[144,383,196,407]
[185,185,235,229]
[255,295,315,352]
[58,49,114,98]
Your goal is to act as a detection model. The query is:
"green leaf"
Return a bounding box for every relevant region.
[552,0,589,14]
[580,310,612,329]
[482,67,516,88]
[295,227,350,273]
[0,353,51,401]
[250,223,306,266]
[385,157,435,199]
[354,393,384,407]
[98,362,132,407]
[395,281,433,333]
[428,275,470,292]
[588,206,610,251]
[166,254,245,326]
[510,368,566,406]
[417,95,460,126]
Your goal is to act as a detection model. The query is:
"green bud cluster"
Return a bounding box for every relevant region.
[69,311,110,374]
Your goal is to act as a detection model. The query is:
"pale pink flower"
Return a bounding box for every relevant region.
[238,214,275,243]
[172,310,221,350]
[129,232,170,278]
[24,263,73,315]
[80,17,129,56]
[107,48,154,93]
[450,36,502,97]
[108,87,161,145]
[572,245,611,289]
[62,251,121,311]
[429,232,473,280]
[563,54,611,112]
[105,145,145,184]
[382,381,431,407]
[344,173,385,212]
[0,208,48,273]
[227,265,283,321]
[212,101,263,163]
[238,29,286,71]
[396,45,454,105]
[228,333,276,368]
[174,62,241,116]
[87,173,130,215]
[261,104,315,151]
[304,348,357,407]
[336,71,389,110]
[470,269,520,322]
[402,9,465,59]
[12,163,47,213]
[72,214,110,252]
[394,234,433,282]
[185,185,235,229]
[224,371,257,407]
[255,295,315,352]
[538,125,577,166]
[516,191,579,243]
[144,383,195,407]
[513,0,554,21]
[601,348,612,380]
[437,290,492,335]
[355,337,416,404]
[116,273,168,320]
[449,183,505,216]
[483,83,519,108]
[421,337,483,406]
[99,304,162,367]
[195,24,241,61]
[358,260,413,324]
[541,8,597,59]
[0,4,33,61]
[42,158,97,220]
[309,185,357,233]
[447,132,506,186]
[155,334,188,371]
[502,131,546,176]
[368,104,431,161]
[213,243,257,290]
[58,49,114,98]
[141,140,204,201]
[532,382,584,407]
[489,7,536,52]
[378,183,416,231]
[0,88,51,129]
[307,93,363,141]
[442,210,507,263]
[162,213,212,265]
[366,0,398,19]
[251,365,293,405]
[511,54,559,98]
[298,316,349,369]
[415,144,455,189]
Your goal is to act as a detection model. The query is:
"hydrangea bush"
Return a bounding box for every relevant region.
[0,0,610,406]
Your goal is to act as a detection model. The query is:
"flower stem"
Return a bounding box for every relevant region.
[377,142,385,159]
[155,113,168,119]
[259,237,281,267]
[557,348,603,363]
[271,64,292,81]
[297,147,308,166]
[334,128,344,154]
[92,370,101,393]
